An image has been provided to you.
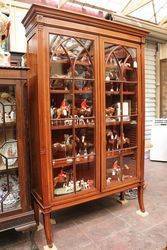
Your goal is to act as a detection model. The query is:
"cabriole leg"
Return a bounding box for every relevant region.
[138,185,145,213]
[43,212,53,248]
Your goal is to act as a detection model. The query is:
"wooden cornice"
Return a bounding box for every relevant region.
[22,4,149,38]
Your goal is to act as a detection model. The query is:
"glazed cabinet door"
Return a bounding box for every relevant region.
[100,37,142,191]
[48,30,100,200]
[0,80,23,214]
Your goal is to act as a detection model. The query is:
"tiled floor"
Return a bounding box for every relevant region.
[1,160,167,250]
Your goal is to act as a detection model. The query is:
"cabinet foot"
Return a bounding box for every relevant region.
[137,185,145,213]
[117,192,128,205]
[43,213,53,248]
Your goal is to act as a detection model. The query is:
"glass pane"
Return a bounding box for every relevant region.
[106,157,121,185]
[122,149,137,181]
[0,85,20,213]
[104,43,138,187]
[53,166,74,196]
[50,34,96,197]
[76,161,96,193]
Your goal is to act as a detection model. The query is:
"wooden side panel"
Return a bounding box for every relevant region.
[27,33,43,200]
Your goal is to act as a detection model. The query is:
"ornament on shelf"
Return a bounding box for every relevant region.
[64,116,73,126]
[79,115,85,125]
[77,99,92,117]
[52,99,71,120]
[106,177,112,185]
[105,105,116,117]
[111,160,121,181]
[122,133,130,148]
[105,76,110,81]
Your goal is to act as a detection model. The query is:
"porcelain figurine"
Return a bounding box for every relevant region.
[122,133,130,147]
[55,99,71,119]
[79,115,85,125]
[105,76,110,81]
[87,179,94,188]
[105,106,115,117]
[64,116,73,126]
[78,99,92,117]
[54,170,67,187]
[106,177,112,184]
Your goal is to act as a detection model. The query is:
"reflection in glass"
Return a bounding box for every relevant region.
[50,35,94,79]
[53,166,74,196]
[122,150,137,180]
[0,85,20,213]
[106,157,121,184]
[76,161,96,192]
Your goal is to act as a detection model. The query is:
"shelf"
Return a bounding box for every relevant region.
[123,91,135,95]
[51,123,95,130]
[106,147,137,158]
[106,120,137,126]
[50,77,94,81]
[51,125,72,130]
[0,167,18,173]
[0,122,16,128]
[106,91,120,95]
[75,124,95,129]
[52,154,95,168]
[74,90,92,94]
[51,59,91,66]
[105,80,137,84]
[50,90,70,94]
[106,91,135,95]
[105,64,118,69]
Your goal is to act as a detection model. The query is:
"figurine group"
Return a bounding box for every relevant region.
[51,99,93,126]
[106,160,132,183]
[53,133,94,160]
[106,129,130,151]
[54,169,94,195]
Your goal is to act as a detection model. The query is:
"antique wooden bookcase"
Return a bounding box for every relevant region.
[23,4,148,247]
[0,67,35,232]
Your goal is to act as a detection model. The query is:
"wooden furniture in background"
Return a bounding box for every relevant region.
[0,66,35,233]
[22,4,148,247]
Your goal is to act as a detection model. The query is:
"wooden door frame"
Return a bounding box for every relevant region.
[99,36,142,192]
[44,26,101,205]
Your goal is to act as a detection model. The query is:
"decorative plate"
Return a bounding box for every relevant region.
[0,140,17,166]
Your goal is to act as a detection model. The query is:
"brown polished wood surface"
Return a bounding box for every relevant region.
[23,4,148,247]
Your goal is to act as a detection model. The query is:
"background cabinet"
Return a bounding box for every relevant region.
[23,4,148,247]
[0,67,35,232]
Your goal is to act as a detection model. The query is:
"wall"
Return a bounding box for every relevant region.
[9,1,29,53]
[145,41,157,141]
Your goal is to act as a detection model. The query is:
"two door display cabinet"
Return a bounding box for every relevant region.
[23,4,148,247]
[0,67,35,232]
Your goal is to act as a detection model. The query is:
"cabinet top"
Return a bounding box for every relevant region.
[22,4,148,39]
